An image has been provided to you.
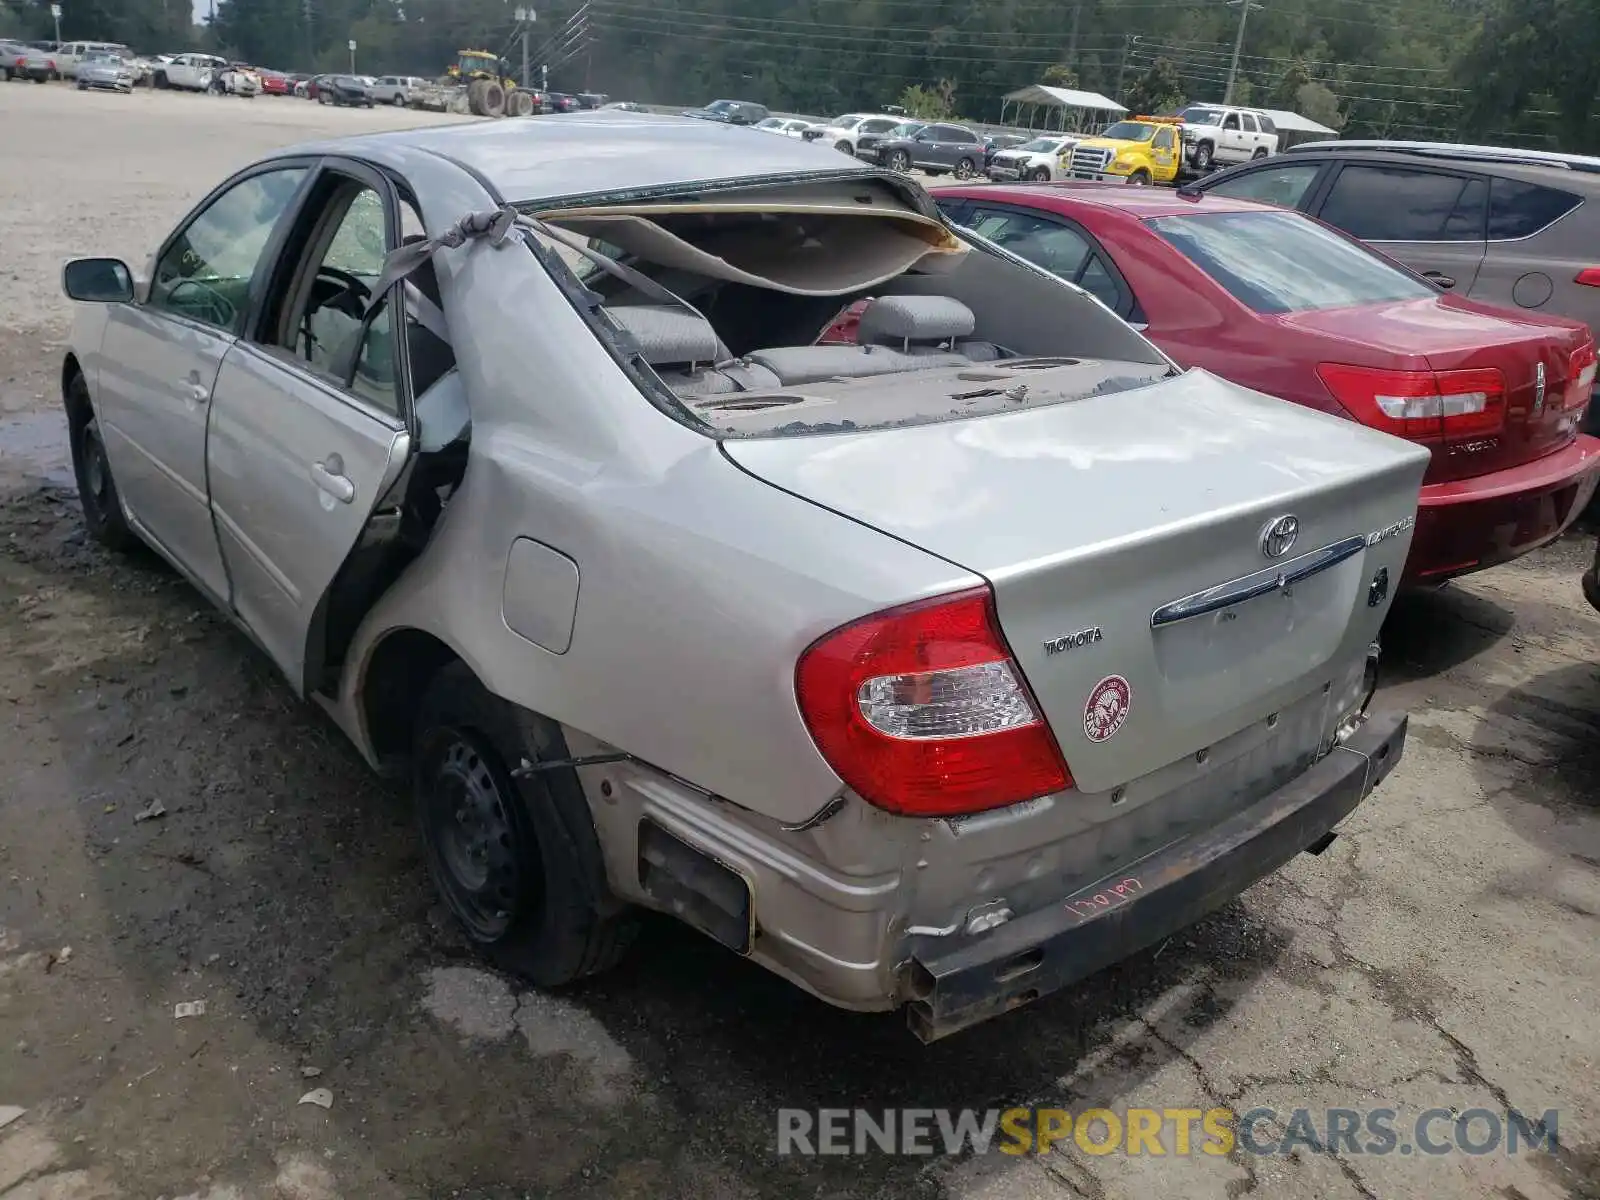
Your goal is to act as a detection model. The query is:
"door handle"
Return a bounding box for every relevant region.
[186,382,210,403]
[311,459,355,504]
[1423,270,1456,290]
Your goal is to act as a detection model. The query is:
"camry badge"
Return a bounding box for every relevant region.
[1534,362,1546,415]
[1260,515,1300,560]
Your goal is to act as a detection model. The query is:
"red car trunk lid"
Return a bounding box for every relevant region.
[1273,298,1594,484]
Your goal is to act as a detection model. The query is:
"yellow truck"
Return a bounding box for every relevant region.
[1062,115,1184,186]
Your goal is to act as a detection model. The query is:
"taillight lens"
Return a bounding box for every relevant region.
[1575,268,1600,288]
[1317,363,1505,441]
[1566,342,1597,411]
[795,588,1072,817]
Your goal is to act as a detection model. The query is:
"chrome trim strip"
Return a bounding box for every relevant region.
[1150,534,1368,629]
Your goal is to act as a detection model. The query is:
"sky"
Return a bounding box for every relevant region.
[193,0,209,23]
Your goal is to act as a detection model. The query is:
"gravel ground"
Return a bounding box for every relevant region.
[0,81,1598,1200]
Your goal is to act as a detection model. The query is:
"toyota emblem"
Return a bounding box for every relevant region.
[1260,515,1300,559]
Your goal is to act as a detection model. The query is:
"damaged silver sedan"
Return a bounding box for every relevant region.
[60,113,1428,1039]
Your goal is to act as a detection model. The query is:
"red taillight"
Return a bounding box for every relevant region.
[1575,268,1600,288]
[1317,363,1506,441]
[1566,341,1597,411]
[795,587,1072,817]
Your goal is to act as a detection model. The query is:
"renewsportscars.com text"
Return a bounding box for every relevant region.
[776,1106,1559,1158]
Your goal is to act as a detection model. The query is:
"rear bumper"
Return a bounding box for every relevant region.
[904,709,1408,1042]
[1407,434,1600,582]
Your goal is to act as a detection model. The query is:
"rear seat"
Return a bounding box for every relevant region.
[609,296,1004,399]
[607,304,780,396]
[745,295,996,384]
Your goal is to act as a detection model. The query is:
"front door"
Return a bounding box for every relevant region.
[205,167,418,691]
[94,164,311,600]
[1313,162,1490,294]
[1152,126,1180,178]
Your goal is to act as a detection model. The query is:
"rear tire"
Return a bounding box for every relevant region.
[67,376,136,553]
[1252,146,1269,159]
[392,92,405,106]
[954,157,976,180]
[413,662,638,987]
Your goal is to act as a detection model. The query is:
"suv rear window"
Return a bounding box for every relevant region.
[1488,177,1582,239]
[1150,210,1434,314]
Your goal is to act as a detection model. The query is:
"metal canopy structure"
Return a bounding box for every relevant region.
[1001,84,1127,133]
[1255,108,1338,136]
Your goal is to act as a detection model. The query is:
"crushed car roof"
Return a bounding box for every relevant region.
[283,110,883,203]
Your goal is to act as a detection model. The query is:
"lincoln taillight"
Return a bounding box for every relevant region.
[1317,363,1506,442]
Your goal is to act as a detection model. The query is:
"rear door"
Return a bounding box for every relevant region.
[204,160,419,693]
[1310,161,1490,293]
[1465,174,1587,317]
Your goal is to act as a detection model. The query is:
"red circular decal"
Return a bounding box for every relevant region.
[1084,675,1132,743]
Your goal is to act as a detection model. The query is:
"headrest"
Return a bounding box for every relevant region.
[607,304,722,366]
[857,294,976,345]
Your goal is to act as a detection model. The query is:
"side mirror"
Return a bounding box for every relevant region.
[63,257,133,303]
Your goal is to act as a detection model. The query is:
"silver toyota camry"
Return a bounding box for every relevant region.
[59,112,1428,1040]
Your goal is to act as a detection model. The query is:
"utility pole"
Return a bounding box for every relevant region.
[1224,0,1263,104]
[1115,34,1139,102]
[1067,2,1081,61]
[514,8,536,89]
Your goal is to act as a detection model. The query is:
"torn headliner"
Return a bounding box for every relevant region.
[539,178,967,297]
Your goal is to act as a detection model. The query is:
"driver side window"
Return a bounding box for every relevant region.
[149,167,307,335]
[288,185,401,415]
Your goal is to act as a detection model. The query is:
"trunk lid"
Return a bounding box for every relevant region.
[724,369,1429,795]
[1277,296,1595,484]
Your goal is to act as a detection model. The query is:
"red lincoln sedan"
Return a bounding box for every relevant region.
[914,185,1600,584]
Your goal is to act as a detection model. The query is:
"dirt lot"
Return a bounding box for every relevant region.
[0,81,1597,1200]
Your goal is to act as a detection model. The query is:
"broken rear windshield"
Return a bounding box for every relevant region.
[1150,210,1433,314]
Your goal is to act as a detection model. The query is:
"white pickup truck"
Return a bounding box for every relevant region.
[1177,105,1280,172]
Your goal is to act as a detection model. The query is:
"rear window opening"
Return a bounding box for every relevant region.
[1150,210,1435,315]
[525,177,1172,438]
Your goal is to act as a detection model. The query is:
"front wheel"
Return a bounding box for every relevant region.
[1192,141,1214,171]
[888,149,911,172]
[836,140,854,156]
[68,384,137,553]
[954,157,976,180]
[413,663,638,986]
[1129,168,1152,186]
[1029,166,1051,181]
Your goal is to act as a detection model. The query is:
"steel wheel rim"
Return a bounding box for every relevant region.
[422,730,534,941]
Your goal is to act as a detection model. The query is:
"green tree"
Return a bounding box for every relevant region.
[898,82,953,120]
[1123,57,1186,115]
[1457,0,1596,149]
[1295,80,1346,129]
[1042,64,1079,89]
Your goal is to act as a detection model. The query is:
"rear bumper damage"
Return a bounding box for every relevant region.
[902,708,1408,1042]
